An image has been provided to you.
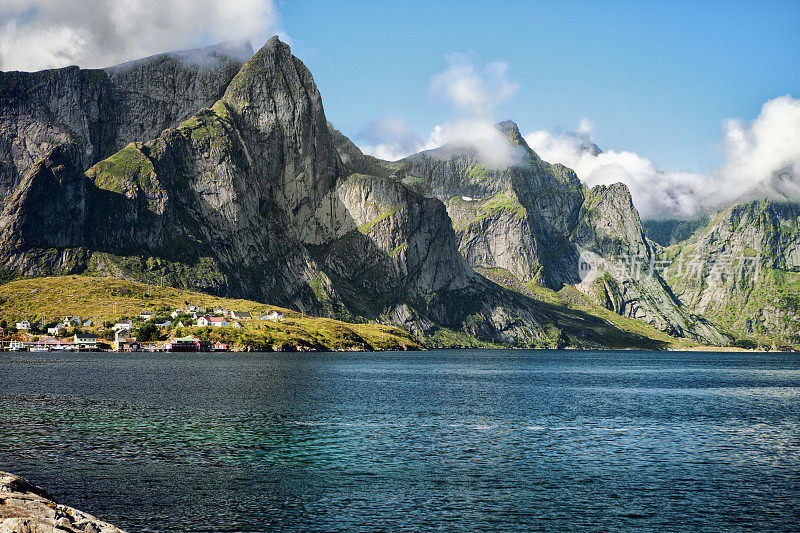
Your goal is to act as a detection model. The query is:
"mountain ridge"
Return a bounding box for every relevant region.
[3,36,791,348]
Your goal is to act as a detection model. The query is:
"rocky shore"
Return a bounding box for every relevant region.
[0,471,125,533]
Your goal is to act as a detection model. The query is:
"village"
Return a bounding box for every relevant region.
[1,304,285,352]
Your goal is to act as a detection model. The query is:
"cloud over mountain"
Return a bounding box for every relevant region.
[525,95,800,219]
[360,54,523,168]
[0,0,281,70]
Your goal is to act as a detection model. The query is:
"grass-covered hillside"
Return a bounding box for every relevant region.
[0,275,422,351]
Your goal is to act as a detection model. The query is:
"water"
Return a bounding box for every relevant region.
[1,350,799,532]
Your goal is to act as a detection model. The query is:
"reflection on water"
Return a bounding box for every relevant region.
[1,350,799,532]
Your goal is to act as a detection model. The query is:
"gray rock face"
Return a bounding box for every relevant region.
[570,184,729,343]
[0,41,251,205]
[396,121,584,284]
[0,66,109,201]
[364,122,727,344]
[104,40,253,157]
[0,471,126,533]
[666,199,800,341]
[0,36,703,348]
[0,145,90,275]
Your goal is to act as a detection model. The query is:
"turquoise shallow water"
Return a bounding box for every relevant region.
[1,350,799,532]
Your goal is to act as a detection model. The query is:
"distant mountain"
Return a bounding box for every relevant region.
[643,216,710,247]
[662,199,800,345]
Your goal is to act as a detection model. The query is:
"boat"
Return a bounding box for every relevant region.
[29,346,49,352]
[50,344,73,351]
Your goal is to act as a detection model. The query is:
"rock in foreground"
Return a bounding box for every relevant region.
[0,471,125,533]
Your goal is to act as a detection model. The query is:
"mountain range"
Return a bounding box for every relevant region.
[0,37,796,349]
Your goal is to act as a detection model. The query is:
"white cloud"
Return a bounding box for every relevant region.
[425,120,523,169]
[525,126,709,219]
[429,54,518,118]
[524,95,800,219]
[0,0,282,71]
[359,116,430,162]
[716,95,800,201]
[359,54,523,168]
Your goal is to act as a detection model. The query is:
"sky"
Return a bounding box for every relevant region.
[1,0,798,218]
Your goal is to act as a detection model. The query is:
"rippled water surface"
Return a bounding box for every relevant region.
[1,350,799,531]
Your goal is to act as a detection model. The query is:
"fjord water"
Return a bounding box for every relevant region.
[1,350,799,532]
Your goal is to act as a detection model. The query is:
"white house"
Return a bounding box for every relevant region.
[15,320,30,330]
[262,311,284,322]
[230,311,252,320]
[62,316,81,326]
[113,319,133,331]
[197,316,230,328]
[47,324,64,336]
[170,310,181,319]
[139,312,156,320]
[74,333,98,350]
[187,305,199,312]
[231,321,244,329]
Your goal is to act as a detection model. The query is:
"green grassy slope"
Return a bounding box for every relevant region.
[0,275,422,351]
[473,267,698,349]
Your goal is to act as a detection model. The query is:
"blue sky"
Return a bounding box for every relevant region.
[2,0,796,218]
[281,0,799,174]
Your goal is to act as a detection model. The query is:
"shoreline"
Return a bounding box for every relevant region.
[2,345,795,354]
[0,471,126,533]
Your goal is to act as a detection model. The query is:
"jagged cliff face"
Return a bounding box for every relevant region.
[571,184,727,343]
[0,41,251,204]
[0,37,734,348]
[2,38,360,308]
[395,121,583,285]
[665,199,800,342]
[0,37,674,348]
[104,41,253,156]
[0,66,108,201]
[354,123,727,344]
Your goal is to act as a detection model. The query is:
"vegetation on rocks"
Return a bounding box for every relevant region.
[474,266,696,349]
[1,36,797,350]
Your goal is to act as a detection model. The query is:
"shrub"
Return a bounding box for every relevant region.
[733,338,757,350]
[136,322,159,342]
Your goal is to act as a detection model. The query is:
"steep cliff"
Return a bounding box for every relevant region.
[359,122,727,344]
[0,41,251,204]
[0,38,685,348]
[395,121,582,286]
[665,199,800,344]
[572,184,727,343]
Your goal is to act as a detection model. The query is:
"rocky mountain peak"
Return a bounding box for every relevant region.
[219,35,341,243]
[223,36,322,121]
[497,120,525,145]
